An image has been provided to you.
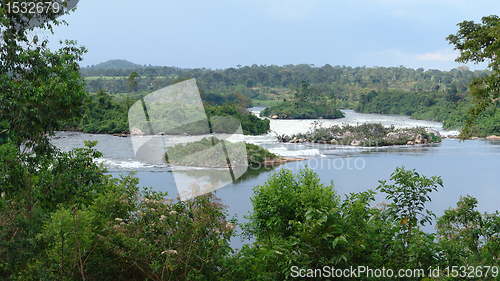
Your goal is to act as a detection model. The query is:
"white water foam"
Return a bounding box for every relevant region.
[267,146,321,157]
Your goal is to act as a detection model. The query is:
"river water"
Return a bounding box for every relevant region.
[50,109,500,248]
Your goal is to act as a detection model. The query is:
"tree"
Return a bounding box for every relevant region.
[446,84,459,102]
[433,84,440,92]
[294,80,310,104]
[127,71,139,98]
[0,2,91,278]
[377,167,443,247]
[436,195,500,267]
[0,1,87,155]
[447,15,500,139]
[244,77,254,89]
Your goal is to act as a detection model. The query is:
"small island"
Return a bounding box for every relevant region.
[277,122,442,147]
[260,81,344,119]
[164,137,303,167]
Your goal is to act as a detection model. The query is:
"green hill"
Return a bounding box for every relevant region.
[85,59,144,70]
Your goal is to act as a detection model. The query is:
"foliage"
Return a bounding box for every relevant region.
[204,104,270,135]
[0,139,236,280]
[0,9,87,151]
[164,138,279,167]
[260,99,345,119]
[61,91,269,135]
[260,81,344,119]
[3,4,500,278]
[93,185,236,281]
[0,140,110,279]
[2,139,500,279]
[378,167,444,236]
[237,167,346,279]
[443,94,500,137]
[201,91,253,108]
[243,167,340,240]
[80,63,487,102]
[245,142,280,166]
[234,167,446,280]
[164,137,246,167]
[436,195,500,268]
[447,15,500,139]
[356,89,460,120]
[78,56,500,136]
[127,71,139,95]
[377,167,443,268]
[61,89,132,134]
[353,88,500,137]
[77,58,500,137]
[0,5,235,280]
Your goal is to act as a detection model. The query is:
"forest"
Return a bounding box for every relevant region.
[77,58,498,137]
[60,89,270,136]
[260,80,344,119]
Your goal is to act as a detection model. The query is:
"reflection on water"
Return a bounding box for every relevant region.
[485,139,500,146]
[267,141,442,159]
[170,166,248,185]
[235,165,279,184]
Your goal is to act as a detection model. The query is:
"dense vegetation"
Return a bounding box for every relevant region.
[260,100,344,119]
[60,90,270,135]
[245,142,281,166]
[354,85,500,138]
[204,104,270,135]
[60,90,132,134]
[356,89,461,118]
[79,59,500,136]
[80,61,487,104]
[260,80,344,119]
[0,141,238,280]
[164,138,280,167]
[444,104,500,137]
[446,15,500,139]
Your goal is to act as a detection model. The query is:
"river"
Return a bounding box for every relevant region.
[50,109,500,248]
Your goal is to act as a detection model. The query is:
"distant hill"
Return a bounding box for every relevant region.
[85,59,144,70]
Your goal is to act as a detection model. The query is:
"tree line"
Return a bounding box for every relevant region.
[79,60,491,108]
[60,89,270,136]
[79,57,496,136]
[81,62,488,95]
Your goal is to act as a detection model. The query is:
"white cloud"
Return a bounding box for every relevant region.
[357,49,470,71]
[415,49,458,62]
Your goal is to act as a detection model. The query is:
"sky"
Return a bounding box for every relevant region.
[41,0,500,71]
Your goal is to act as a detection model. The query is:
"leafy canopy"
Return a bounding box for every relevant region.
[0,0,87,155]
[447,15,500,139]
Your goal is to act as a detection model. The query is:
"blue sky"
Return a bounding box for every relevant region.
[43,0,500,70]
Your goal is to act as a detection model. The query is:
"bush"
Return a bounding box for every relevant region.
[237,167,399,279]
[0,140,236,280]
